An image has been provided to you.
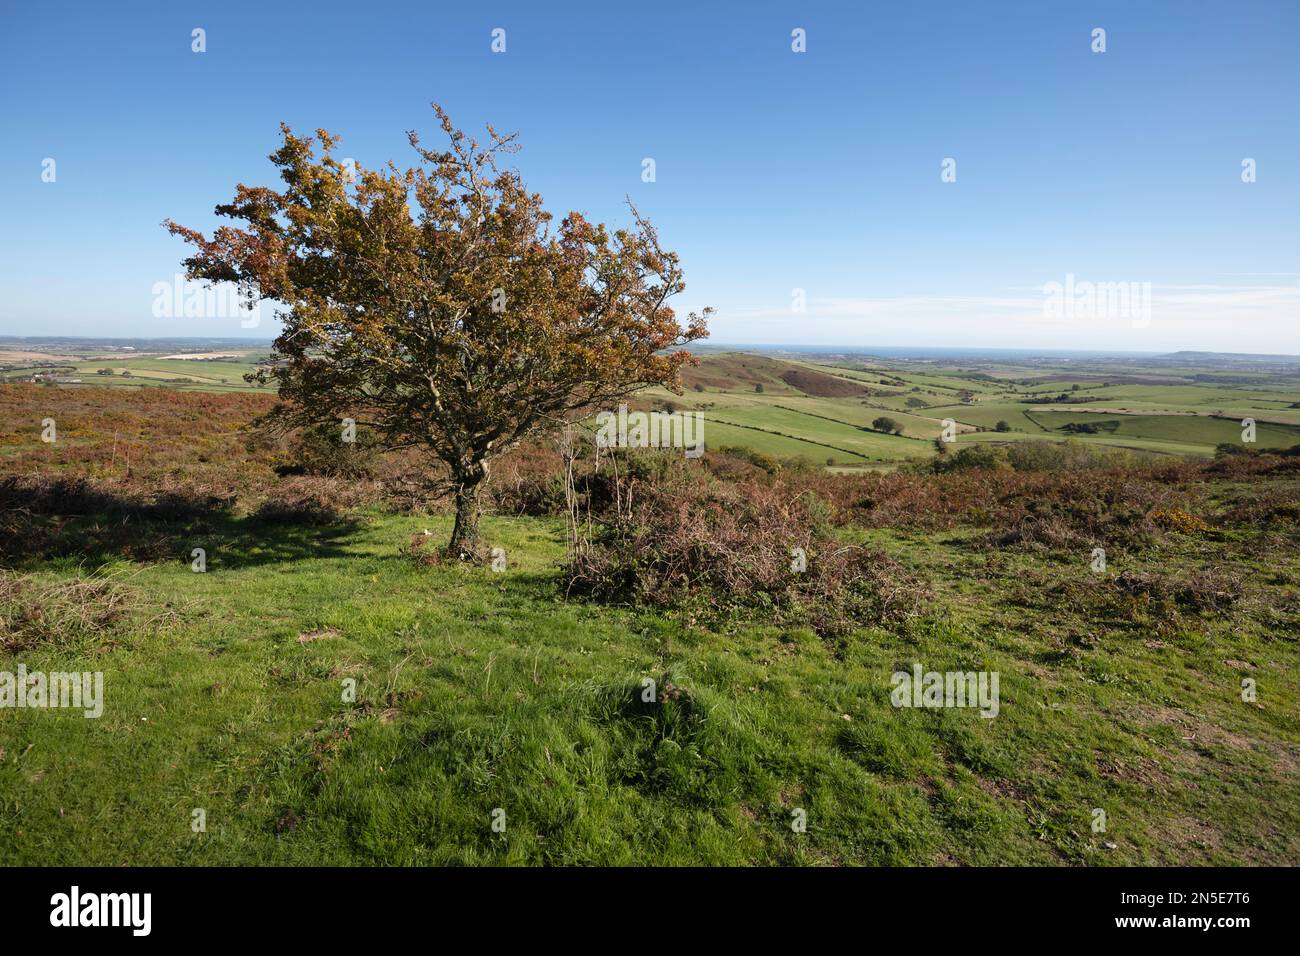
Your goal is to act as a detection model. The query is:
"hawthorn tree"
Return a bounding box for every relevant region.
[166,105,709,557]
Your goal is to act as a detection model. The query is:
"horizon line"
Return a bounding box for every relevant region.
[5,334,1300,361]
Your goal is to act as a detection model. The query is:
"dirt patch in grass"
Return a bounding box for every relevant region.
[1126,702,1299,776]
[1148,815,1225,860]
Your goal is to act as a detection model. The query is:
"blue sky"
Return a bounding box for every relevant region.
[1,0,1297,351]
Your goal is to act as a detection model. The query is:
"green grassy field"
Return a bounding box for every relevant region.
[1027,411,1300,449]
[4,507,1297,865]
[706,405,930,460]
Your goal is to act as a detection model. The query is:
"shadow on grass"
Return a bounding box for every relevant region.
[0,477,361,570]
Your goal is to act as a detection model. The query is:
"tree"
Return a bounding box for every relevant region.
[96,367,114,376]
[872,416,901,435]
[754,383,764,393]
[995,420,1010,432]
[166,105,709,557]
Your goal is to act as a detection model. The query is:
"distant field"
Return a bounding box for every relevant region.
[0,349,273,393]
[75,355,268,383]
[768,395,964,439]
[1026,410,1300,449]
[703,420,871,464]
[6,347,1300,465]
[928,402,1046,432]
[706,404,930,461]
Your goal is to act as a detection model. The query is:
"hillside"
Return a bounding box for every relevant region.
[659,352,1300,465]
[2,384,1298,865]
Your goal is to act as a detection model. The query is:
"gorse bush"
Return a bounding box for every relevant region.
[983,471,1197,552]
[928,444,1013,473]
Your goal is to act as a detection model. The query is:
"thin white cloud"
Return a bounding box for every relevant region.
[717,283,1300,352]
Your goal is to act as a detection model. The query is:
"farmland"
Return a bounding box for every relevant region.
[0,341,271,394]
[653,350,1300,464]
[8,341,1300,465]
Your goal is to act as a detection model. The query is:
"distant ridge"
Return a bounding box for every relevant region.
[1160,350,1300,363]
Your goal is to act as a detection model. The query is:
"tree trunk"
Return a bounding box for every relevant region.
[448,480,483,559]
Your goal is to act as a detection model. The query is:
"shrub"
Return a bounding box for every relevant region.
[1009,440,1136,472]
[486,441,568,516]
[708,445,781,476]
[930,444,1011,473]
[1020,564,1247,636]
[1218,485,1300,527]
[281,421,379,479]
[400,531,450,567]
[1102,566,1246,629]
[1215,442,1252,458]
[1150,508,1212,534]
[250,479,349,524]
[563,467,926,636]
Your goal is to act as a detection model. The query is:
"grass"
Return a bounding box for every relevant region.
[3,504,1297,865]
[706,405,929,459]
[1027,411,1300,449]
[765,396,956,440]
[699,420,872,464]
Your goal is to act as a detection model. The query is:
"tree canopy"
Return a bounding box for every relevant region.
[166,105,709,555]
